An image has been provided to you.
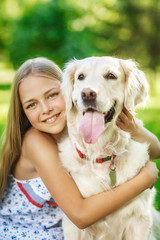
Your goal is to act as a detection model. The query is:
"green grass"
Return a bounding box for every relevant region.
[0,89,10,138]
[0,87,160,210]
[137,103,160,211]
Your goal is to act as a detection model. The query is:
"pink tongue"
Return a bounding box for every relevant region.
[79,111,105,144]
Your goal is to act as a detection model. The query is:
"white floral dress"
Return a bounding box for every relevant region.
[0,175,64,240]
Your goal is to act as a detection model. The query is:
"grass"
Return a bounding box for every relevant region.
[0,84,160,210]
[0,89,10,138]
[137,99,160,211]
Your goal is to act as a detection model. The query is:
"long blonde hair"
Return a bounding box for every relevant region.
[0,57,62,197]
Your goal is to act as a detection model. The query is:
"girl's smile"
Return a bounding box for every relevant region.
[19,74,66,139]
[42,112,61,124]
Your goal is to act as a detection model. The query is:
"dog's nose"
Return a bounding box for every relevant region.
[81,88,97,101]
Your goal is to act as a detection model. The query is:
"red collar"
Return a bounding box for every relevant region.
[76,148,116,163]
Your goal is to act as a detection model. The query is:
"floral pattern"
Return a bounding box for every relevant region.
[0,175,64,239]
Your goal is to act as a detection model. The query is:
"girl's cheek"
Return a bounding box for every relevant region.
[60,97,66,109]
[55,97,66,110]
[25,111,37,123]
[62,101,66,110]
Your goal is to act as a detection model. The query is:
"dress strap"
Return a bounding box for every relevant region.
[16,179,58,208]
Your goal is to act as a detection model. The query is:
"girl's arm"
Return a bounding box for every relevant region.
[116,108,160,160]
[23,128,158,229]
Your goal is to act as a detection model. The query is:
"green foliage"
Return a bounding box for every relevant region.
[1,0,159,71]
[137,107,160,210]
[7,0,95,68]
[8,1,66,68]
[0,89,10,138]
[138,109,160,138]
[0,83,11,90]
[87,0,160,70]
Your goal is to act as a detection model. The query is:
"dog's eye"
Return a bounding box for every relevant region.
[78,74,85,80]
[105,73,117,80]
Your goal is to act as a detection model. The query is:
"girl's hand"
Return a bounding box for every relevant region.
[140,161,159,189]
[116,107,138,135]
[117,107,160,160]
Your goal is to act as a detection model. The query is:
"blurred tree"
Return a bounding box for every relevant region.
[0,0,25,65]
[7,0,95,68]
[77,0,160,71]
[1,0,160,73]
[146,0,160,72]
[8,0,66,67]
[0,0,9,62]
[0,3,4,52]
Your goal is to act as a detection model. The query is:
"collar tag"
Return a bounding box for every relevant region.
[109,168,116,186]
[109,156,116,186]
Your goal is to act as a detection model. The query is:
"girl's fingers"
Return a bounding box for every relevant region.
[122,107,133,120]
[116,119,123,129]
[116,118,127,131]
[118,111,129,124]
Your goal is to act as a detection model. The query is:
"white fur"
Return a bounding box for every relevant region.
[59,56,159,240]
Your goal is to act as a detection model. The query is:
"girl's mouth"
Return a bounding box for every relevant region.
[43,113,61,123]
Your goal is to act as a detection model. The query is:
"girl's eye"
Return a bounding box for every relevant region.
[104,73,117,80]
[26,102,36,109]
[48,92,58,99]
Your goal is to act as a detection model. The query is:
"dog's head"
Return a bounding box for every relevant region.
[62,57,149,144]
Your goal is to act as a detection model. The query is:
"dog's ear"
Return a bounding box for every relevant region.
[61,59,77,112]
[120,59,149,112]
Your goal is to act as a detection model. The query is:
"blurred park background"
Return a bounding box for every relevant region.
[0,0,160,209]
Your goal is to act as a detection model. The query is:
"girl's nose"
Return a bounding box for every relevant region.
[41,102,53,114]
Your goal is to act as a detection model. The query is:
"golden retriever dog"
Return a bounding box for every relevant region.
[59,56,160,240]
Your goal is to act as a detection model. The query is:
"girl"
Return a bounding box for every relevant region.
[0,57,158,239]
[116,107,160,160]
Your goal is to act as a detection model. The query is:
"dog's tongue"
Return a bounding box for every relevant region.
[79,111,104,144]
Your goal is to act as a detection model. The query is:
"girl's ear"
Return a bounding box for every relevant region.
[61,59,77,112]
[120,59,149,113]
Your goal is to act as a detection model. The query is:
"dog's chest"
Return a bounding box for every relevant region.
[59,137,148,198]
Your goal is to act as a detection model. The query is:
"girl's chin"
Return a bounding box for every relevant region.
[45,124,66,135]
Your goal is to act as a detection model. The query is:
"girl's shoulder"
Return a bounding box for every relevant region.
[22,128,58,161]
[14,128,56,179]
[24,127,52,140]
[16,128,60,179]
[23,128,56,149]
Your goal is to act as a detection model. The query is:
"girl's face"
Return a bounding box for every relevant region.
[19,74,66,140]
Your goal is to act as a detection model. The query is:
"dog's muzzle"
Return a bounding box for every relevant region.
[81,88,97,108]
